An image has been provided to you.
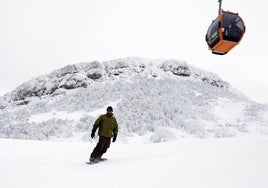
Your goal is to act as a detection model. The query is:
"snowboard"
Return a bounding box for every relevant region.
[86,158,107,165]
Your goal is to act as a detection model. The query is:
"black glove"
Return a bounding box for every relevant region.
[91,130,95,138]
[112,135,117,142]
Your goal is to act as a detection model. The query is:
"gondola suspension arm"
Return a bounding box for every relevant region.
[218,0,222,16]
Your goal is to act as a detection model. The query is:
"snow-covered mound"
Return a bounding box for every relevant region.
[0,57,267,141]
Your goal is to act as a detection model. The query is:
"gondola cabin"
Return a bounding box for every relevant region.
[205,11,245,55]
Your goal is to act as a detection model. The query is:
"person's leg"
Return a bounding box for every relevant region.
[90,137,106,161]
[98,137,111,159]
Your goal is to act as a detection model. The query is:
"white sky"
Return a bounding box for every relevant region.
[0,0,267,103]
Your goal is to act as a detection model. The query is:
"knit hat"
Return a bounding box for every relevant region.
[106,106,113,112]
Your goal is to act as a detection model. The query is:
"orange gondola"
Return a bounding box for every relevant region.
[205,0,245,55]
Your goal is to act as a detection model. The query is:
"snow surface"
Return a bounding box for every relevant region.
[28,100,121,123]
[0,135,267,188]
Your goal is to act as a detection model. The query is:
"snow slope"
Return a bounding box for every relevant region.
[0,57,267,141]
[0,135,267,188]
[0,57,267,188]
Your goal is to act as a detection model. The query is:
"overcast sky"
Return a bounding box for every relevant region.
[0,0,267,103]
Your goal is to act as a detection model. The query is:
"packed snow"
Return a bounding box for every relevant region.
[0,135,267,188]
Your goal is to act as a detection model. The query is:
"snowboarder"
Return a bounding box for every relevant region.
[89,106,118,163]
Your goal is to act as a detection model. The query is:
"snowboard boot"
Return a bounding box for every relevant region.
[89,158,99,164]
[98,157,107,161]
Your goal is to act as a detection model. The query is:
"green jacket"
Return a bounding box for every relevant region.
[93,114,118,138]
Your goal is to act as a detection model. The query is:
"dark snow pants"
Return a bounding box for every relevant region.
[90,136,111,159]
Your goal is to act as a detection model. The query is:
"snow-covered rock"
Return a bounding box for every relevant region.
[0,57,267,141]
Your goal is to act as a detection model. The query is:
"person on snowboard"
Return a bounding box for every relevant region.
[89,106,118,163]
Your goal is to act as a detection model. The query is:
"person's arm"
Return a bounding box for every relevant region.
[91,115,102,138]
[112,118,118,142]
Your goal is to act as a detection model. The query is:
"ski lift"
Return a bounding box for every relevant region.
[205,0,245,55]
